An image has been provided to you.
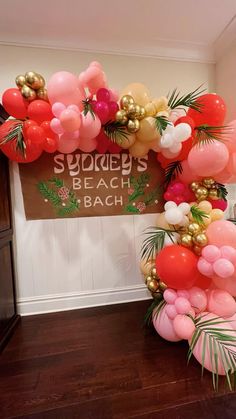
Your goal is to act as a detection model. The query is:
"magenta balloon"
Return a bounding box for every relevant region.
[188,142,229,176]
[94,101,109,124]
[206,220,236,248]
[152,305,181,342]
[48,71,84,107]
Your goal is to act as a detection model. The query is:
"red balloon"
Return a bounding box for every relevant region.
[2,88,28,119]
[23,119,38,137]
[26,126,46,146]
[157,137,193,168]
[27,100,53,124]
[43,137,58,153]
[175,116,195,130]
[40,120,57,139]
[193,271,212,290]
[1,137,42,163]
[155,245,198,289]
[187,94,226,126]
[108,141,121,154]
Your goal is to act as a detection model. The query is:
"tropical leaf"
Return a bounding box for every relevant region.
[190,205,209,225]
[216,182,228,201]
[144,298,166,327]
[82,98,95,119]
[0,121,26,158]
[188,314,236,391]
[103,120,129,144]
[141,227,176,261]
[167,85,205,112]
[193,124,230,146]
[155,115,170,135]
[164,160,183,187]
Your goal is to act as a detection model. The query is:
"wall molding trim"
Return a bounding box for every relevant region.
[0,40,215,64]
[17,285,151,316]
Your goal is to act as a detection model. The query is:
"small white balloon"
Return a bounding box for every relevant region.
[165,208,183,225]
[164,201,177,211]
[164,123,174,134]
[160,133,174,148]
[174,123,192,142]
[178,202,191,215]
[170,142,182,154]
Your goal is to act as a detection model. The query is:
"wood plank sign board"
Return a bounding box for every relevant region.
[19,151,164,219]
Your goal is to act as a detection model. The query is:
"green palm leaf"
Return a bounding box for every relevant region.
[141,227,177,261]
[168,85,205,111]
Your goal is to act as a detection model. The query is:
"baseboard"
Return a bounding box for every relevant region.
[17,285,151,315]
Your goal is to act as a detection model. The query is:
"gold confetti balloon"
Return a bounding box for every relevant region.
[15,74,26,88]
[21,85,37,101]
[120,95,135,110]
[127,119,140,133]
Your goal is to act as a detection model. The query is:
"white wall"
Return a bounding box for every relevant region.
[216,42,236,218]
[0,45,215,315]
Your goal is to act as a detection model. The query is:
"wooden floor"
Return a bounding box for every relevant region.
[0,301,236,418]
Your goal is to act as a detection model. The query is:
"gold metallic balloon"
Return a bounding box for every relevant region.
[137,106,146,120]
[115,109,128,125]
[159,281,167,291]
[208,188,219,200]
[21,85,37,101]
[140,259,156,276]
[151,267,158,279]
[190,181,200,192]
[145,275,153,285]
[127,103,137,120]
[37,75,45,89]
[15,74,26,88]
[193,233,208,247]
[120,95,135,110]
[193,245,202,256]
[37,87,48,101]
[188,223,201,236]
[202,178,215,189]
[147,279,159,293]
[180,233,193,248]
[145,102,156,117]
[127,119,140,133]
[195,187,208,200]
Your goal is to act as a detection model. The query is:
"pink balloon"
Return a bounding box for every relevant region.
[79,137,98,153]
[50,118,65,135]
[188,142,229,176]
[223,120,236,152]
[197,257,214,277]
[48,71,84,107]
[67,104,80,113]
[178,159,202,184]
[152,305,181,342]
[202,245,221,263]
[213,258,235,278]
[52,102,66,118]
[190,312,235,375]
[207,289,236,317]
[213,272,236,296]
[163,289,177,304]
[60,109,81,132]
[79,113,101,140]
[206,220,236,248]
[177,290,189,299]
[57,134,79,154]
[220,246,236,263]
[173,314,195,340]
[174,297,191,314]
[165,304,178,320]
[225,313,236,329]
[188,287,207,314]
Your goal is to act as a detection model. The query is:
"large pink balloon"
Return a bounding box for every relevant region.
[207,289,236,317]
[79,137,98,153]
[48,71,84,107]
[188,142,229,176]
[224,120,236,153]
[57,133,79,154]
[212,273,236,297]
[206,220,236,248]
[79,113,101,140]
[152,305,181,342]
[190,312,236,375]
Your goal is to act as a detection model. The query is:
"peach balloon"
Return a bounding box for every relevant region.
[156,212,171,229]
[136,117,161,143]
[207,289,236,317]
[79,137,97,153]
[129,141,149,157]
[121,83,151,107]
[153,305,181,342]
[206,220,236,248]
[212,273,236,297]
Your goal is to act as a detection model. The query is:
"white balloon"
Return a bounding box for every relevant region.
[160,133,174,148]
[164,122,174,134]
[165,208,183,225]
[170,142,182,154]
[174,123,191,142]
[164,201,177,211]
[178,202,191,215]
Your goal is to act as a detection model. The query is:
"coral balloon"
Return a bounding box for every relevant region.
[188,142,229,176]
[207,289,236,317]
[60,109,81,132]
[48,71,84,107]
[187,94,226,126]
[27,100,53,124]
[57,134,79,154]
[213,273,236,297]
[178,159,201,184]
[155,245,198,289]
[79,137,98,153]
[2,88,28,119]
[79,113,101,140]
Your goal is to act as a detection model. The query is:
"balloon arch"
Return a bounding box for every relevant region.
[1,62,236,389]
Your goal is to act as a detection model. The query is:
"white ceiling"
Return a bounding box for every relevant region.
[0,0,236,62]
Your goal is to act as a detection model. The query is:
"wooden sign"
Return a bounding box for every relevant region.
[19,151,164,220]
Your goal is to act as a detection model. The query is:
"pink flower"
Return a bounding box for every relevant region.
[58,186,69,200]
[137,202,146,212]
[128,187,134,195]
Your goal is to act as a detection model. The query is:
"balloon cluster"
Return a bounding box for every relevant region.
[163,180,195,204]
[190,178,219,202]
[180,221,208,253]
[164,201,190,226]
[159,122,192,158]
[115,94,146,133]
[198,245,236,278]
[15,71,48,102]
[92,88,119,124]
